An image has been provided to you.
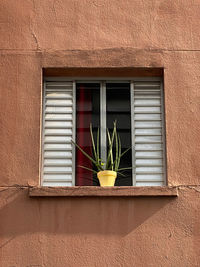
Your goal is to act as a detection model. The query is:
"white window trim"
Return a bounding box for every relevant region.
[41,77,166,187]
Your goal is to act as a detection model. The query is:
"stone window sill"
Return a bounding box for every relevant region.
[29,186,178,197]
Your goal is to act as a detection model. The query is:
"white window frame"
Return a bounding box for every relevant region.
[41,77,166,186]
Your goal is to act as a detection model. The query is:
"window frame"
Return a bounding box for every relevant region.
[41,77,166,187]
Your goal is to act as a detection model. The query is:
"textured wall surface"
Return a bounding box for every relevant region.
[0,0,200,266]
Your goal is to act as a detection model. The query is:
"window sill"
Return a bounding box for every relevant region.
[29,186,178,197]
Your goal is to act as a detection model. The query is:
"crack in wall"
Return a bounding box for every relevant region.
[31,32,40,50]
[186,186,200,193]
[29,0,41,51]
[1,47,200,54]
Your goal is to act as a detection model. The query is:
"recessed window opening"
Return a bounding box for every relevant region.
[42,78,166,187]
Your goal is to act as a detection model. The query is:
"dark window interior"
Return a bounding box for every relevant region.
[76,83,100,186]
[106,83,132,186]
[76,82,132,186]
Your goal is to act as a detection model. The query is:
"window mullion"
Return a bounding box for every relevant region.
[100,81,107,164]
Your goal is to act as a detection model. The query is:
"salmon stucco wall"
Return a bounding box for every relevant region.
[1,1,200,266]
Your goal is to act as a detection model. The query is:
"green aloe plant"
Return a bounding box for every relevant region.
[71,121,132,176]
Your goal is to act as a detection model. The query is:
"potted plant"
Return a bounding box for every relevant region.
[72,121,132,186]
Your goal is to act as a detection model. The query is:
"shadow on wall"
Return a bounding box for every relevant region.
[0,188,175,245]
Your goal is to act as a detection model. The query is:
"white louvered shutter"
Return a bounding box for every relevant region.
[42,82,75,186]
[132,81,166,186]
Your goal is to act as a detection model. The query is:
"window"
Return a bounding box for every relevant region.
[41,78,166,187]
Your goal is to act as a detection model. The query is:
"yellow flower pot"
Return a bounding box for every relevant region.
[97,170,117,186]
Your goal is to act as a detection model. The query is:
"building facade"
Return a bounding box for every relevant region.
[1,1,200,266]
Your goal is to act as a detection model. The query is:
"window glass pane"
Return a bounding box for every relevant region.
[76,83,100,186]
[106,83,132,186]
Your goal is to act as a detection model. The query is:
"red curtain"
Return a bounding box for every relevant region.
[76,85,93,185]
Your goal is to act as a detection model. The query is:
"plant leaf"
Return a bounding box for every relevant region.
[114,124,118,172]
[90,123,97,160]
[106,121,116,170]
[118,167,132,171]
[78,165,98,174]
[97,127,100,165]
[121,147,131,158]
[72,140,103,170]
[117,133,121,171]
[117,172,126,177]
[106,128,114,170]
